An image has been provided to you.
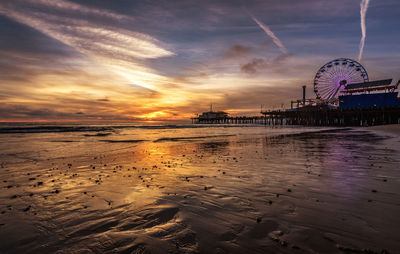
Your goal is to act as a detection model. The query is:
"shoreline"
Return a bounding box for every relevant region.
[363,124,400,135]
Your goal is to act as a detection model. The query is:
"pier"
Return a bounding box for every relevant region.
[192,58,400,127]
[192,106,400,126]
[261,106,400,126]
[191,116,265,124]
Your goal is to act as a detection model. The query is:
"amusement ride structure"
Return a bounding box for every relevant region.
[288,57,400,109]
[313,58,369,104]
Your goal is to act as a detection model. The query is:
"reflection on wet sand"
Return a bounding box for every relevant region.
[0,128,399,253]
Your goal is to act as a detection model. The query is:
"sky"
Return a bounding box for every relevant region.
[0,0,399,122]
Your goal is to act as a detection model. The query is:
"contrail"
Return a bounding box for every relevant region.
[251,15,288,54]
[358,0,370,62]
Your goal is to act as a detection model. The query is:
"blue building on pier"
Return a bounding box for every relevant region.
[339,79,400,109]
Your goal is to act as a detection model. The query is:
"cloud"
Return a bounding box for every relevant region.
[0,103,146,121]
[220,85,303,111]
[358,0,370,62]
[24,0,131,21]
[223,45,252,59]
[250,14,288,54]
[241,53,292,74]
[241,58,266,74]
[97,98,110,102]
[0,0,174,90]
[0,10,173,60]
[0,104,77,120]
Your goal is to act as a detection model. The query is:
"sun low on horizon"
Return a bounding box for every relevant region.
[0,0,399,123]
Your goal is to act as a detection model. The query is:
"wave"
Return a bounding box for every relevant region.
[0,124,259,134]
[269,128,352,139]
[0,126,115,134]
[154,134,236,142]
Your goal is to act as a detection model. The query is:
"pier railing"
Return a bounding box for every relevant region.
[191,116,265,124]
[192,106,400,126]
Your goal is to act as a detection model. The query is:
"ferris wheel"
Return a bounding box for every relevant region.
[314,58,369,101]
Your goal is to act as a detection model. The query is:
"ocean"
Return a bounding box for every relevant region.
[0,123,399,253]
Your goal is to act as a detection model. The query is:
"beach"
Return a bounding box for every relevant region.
[365,124,400,136]
[0,124,399,253]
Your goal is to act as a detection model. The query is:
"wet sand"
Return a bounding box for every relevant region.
[0,127,399,253]
[365,124,400,136]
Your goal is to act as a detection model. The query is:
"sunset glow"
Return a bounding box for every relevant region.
[0,0,399,122]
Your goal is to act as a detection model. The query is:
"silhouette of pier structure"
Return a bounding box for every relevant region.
[192,79,400,126]
[193,57,400,127]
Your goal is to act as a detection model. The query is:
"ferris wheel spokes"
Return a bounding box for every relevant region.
[313,58,368,101]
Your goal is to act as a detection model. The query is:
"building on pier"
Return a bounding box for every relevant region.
[339,79,400,109]
[198,110,228,120]
[192,105,229,124]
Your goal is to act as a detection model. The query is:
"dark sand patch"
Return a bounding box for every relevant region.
[99,139,147,143]
[83,132,113,137]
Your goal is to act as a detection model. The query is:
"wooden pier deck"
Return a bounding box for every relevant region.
[192,106,400,126]
[191,116,265,124]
